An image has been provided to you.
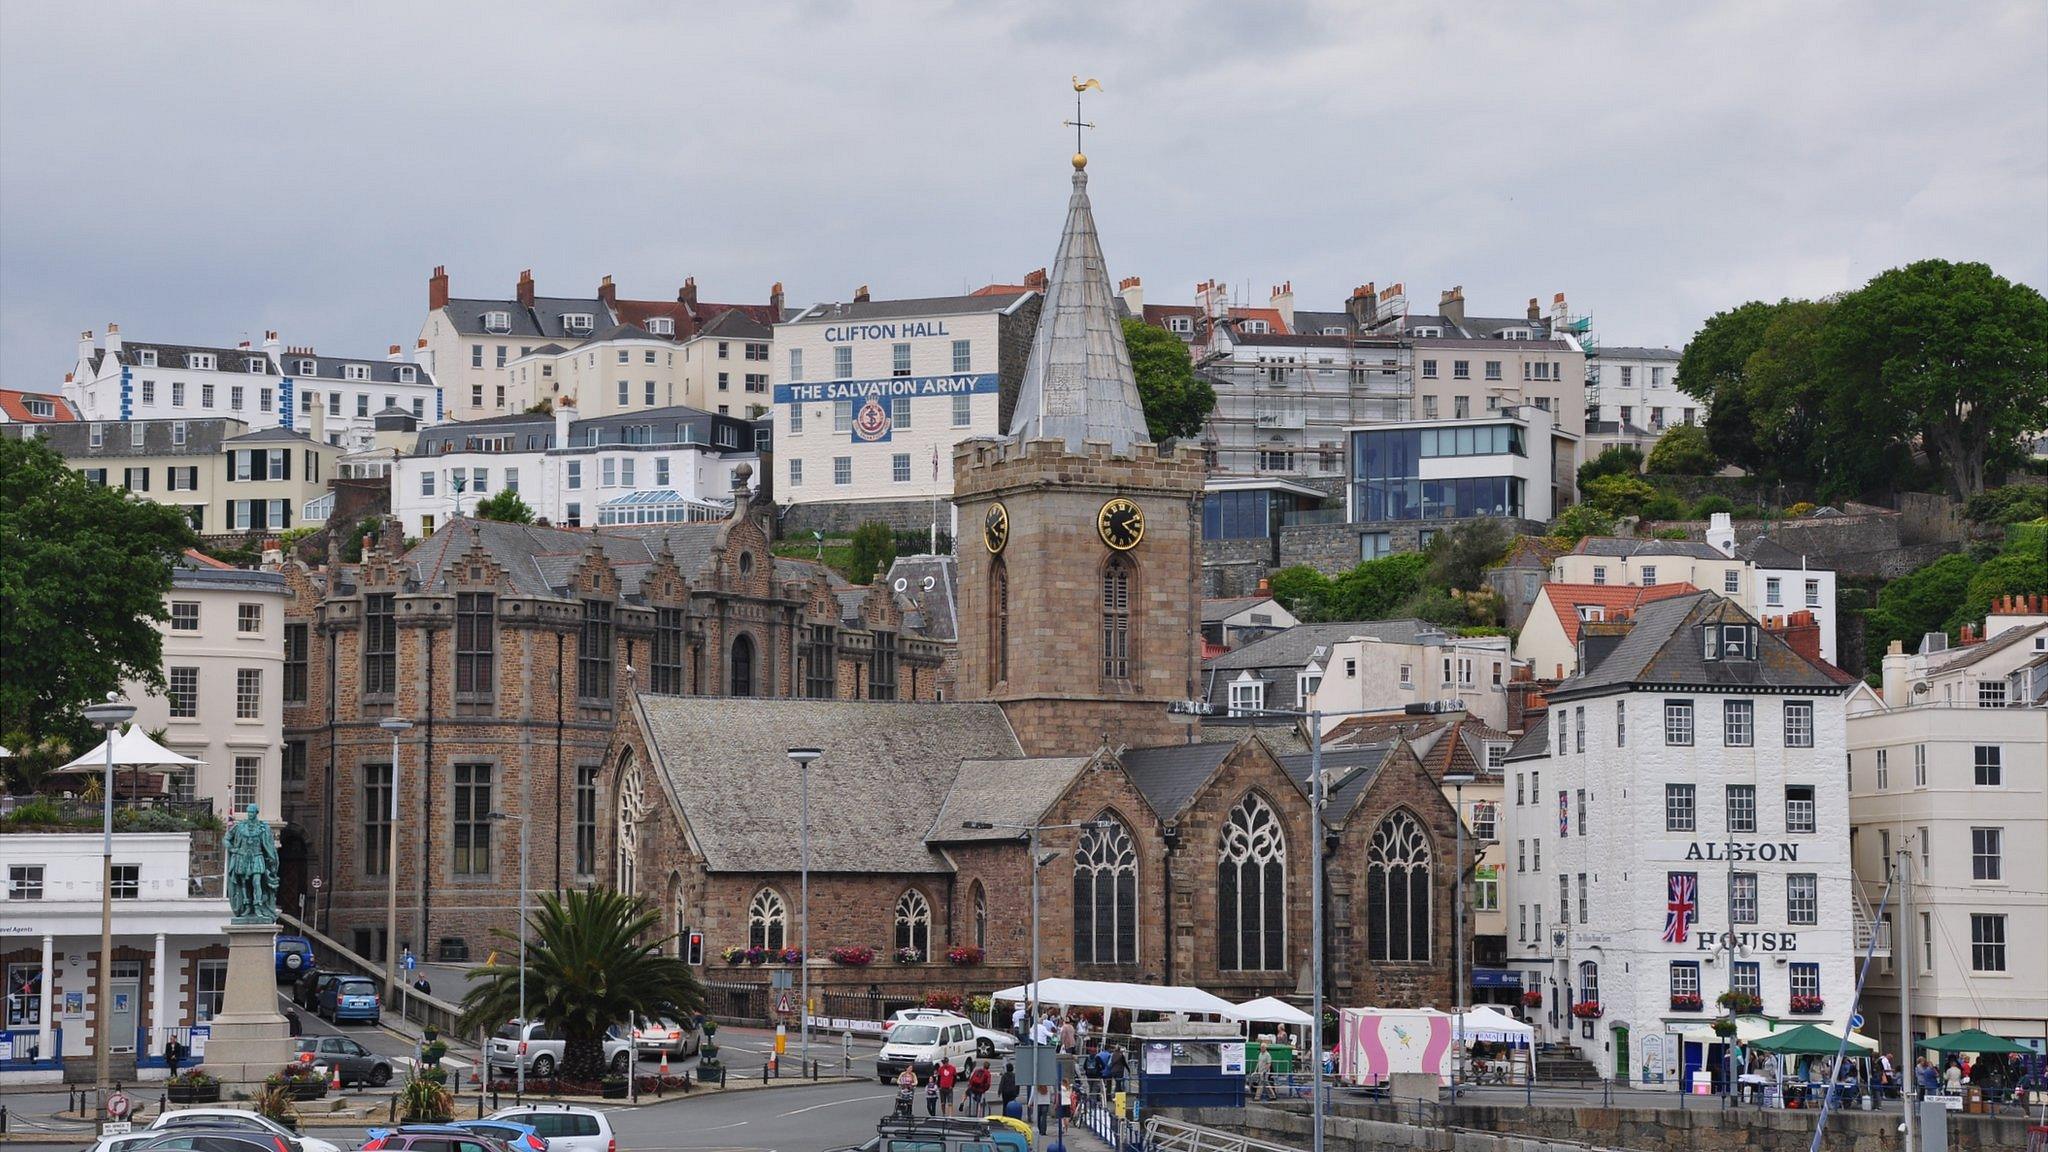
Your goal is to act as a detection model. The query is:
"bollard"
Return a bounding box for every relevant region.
[476,1093,485,1119]
[159,1093,167,1113]
[763,1059,771,1084]
[1,1103,8,1133]
[388,1098,396,1123]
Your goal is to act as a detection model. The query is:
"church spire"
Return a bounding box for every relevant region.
[1006,82,1151,455]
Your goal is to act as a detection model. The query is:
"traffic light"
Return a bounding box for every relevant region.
[685,930,705,966]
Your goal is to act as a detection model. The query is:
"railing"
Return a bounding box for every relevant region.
[1146,1116,1304,1152]
[1851,889,1891,957]
[0,1025,61,1068]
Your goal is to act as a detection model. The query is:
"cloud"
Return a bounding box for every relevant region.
[1,0,2041,385]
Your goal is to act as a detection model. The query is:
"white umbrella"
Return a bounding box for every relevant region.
[58,725,203,772]
[1234,996,1315,1027]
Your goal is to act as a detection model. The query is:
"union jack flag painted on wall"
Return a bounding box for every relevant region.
[1664,872,1698,944]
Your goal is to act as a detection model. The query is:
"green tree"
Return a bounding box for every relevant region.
[1822,260,2048,499]
[1583,474,1660,517]
[0,437,196,740]
[1122,318,1216,441]
[1266,565,1335,622]
[1577,445,1643,489]
[457,888,704,1082]
[1645,424,1719,476]
[1424,518,1512,593]
[1863,552,1979,660]
[848,521,898,584]
[1546,504,1617,545]
[1951,524,2048,630]
[1326,552,1429,621]
[1678,300,1784,474]
[473,489,535,524]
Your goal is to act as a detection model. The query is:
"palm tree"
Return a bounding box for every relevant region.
[457,888,704,1082]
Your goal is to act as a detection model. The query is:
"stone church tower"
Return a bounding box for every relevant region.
[954,151,1205,756]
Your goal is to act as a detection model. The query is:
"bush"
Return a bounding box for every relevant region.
[1963,484,2048,525]
[1547,504,1617,544]
[848,522,897,584]
[1577,445,1643,488]
[1583,474,1660,517]
[1691,495,1736,518]
[1654,528,1691,540]
[1645,424,1719,475]
[1785,501,1817,517]
[473,490,535,524]
[1641,492,1688,521]
[3,798,63,826]
[1423,519,1511,592]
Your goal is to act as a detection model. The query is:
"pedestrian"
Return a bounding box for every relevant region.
[894,1066,918,1118]
[163,1034,186,1080]
[1107,1045,1128,1093]
[925,1076,941,1116]
[1915,1056,1938,1096]
[1943,1061,1962,1093]
[999,1060,1020,1116]
[936,1056,958,1113]
[968,1058,992,1114]
[1254,1043,1275,1101]
[1031,1081,1053,1134]
[1058,1015,1077,1055]
[1012,1002,1028,1041]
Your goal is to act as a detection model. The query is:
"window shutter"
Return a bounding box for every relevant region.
[280,500,292,530]
[281,449,291,480]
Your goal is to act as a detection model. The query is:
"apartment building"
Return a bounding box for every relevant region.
[1849,601,2048,1056]
[4,417,338,535]
[1346,408,1578,561]
[1202,618,1518,730]
[276,345,442,445]
[389,403,757,537]
[1586,346,1690,432]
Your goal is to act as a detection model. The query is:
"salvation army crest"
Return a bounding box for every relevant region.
[852,395,894,442]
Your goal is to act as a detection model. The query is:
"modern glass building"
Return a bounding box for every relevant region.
[1346,410,1570,534]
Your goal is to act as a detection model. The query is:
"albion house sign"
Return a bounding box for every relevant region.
[1681,840,1802,863]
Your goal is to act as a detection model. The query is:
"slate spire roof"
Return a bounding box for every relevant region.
[1005,167,1151,454]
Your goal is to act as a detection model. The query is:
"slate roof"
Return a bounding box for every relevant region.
[224,426,325,445]
[886,554,958,641]
[1274,741,1397,826]
[1929,621,2048,674]
[1118,741,1236,821]
[18,417,243,458]
[1203,596,1278,623]
[633,696,1022,872]
[275,353,434,386]
[1502,713,1551,762]
[927,756,1095,843]
[1591,346,1682,361]
[174,550,287,592]
[1206,619,1447,673]
[1550,592,1854,699]
[442,296,610,341]
[1537,582,1702,646]
[1322,712,1509,782]
[693,309,773,341]
[1572,537,1728,560]
[1734,535,1805,568]
[110,343,276,373]
[790,293,1033,323]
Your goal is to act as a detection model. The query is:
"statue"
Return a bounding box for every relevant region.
[225,804,280,923]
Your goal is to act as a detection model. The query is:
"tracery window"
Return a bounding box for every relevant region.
[1218,794,1286,970]
[1367,811,1433,962]
[1074,814,1137,964]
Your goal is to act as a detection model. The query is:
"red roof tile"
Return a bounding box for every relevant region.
[0,389,78,422]
[1540,581,1700,645]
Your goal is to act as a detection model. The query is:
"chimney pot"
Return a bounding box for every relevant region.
[854,284,871,303]
[429,265,450,310]
[516,269,535,308]
[679,276,699,309]
[598,274,616,307]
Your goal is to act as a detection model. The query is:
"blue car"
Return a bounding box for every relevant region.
[317,976,381,1023]
[275,935,316,982]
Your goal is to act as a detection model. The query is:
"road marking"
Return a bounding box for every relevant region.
[781,1093,890,1116]
[692,1120,750,1132]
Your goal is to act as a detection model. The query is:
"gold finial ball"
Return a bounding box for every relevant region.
[1072,151,1088,170]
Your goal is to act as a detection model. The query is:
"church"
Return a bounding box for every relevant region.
[604,143,1469,1014]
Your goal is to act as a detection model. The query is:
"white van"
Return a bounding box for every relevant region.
[875,1012,980,1084]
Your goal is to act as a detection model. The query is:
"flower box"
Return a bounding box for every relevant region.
[601,1078,628,1099]
[1669,994,1704,1012]
[1520,989,1544,1008]
[1570,1001,1603,1020]
[721,946,745,965]
[1788,995,1824,1014]
[828,946,875,967]
[946,945,984,967]
[777,948,804,965]
[166,1080,221,1104]
[1716,991,1763,1015]
[894,947,923,965]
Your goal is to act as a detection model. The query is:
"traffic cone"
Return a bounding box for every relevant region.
[659,1051,670,1080]
[329,1063,342,1091]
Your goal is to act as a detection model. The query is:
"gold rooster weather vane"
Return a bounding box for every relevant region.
[1068,76,1102,169]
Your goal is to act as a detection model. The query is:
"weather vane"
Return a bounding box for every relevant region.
[1067,76,1102,169]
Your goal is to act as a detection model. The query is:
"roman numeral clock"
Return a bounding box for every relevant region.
[1097,497,1145,551]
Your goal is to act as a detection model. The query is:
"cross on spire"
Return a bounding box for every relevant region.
[1067,76,1102,168]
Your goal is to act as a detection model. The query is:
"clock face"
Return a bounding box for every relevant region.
[1098,498,1145,551]
[982,502,1010,554]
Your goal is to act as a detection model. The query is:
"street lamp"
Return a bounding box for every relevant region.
[82,695,136,1101]
[378,718,412,1009]
[960,819,1110,1044]
[1443,772,1475,1095]
[786,748,822,1074]
[489,811,528,1101]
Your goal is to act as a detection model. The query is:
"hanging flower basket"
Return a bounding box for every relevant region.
[1520,989,1544,1009]
[1570,1001,1603,1020]
[923,991,965,1012]
[894,947,923,965]
[1788,995,1824,1015]
[721,946,746,966]
[1716,990,1763,1015]
[828,946,875,967]
[1669,994,1704,1012]
[1712,1019,1738,1038]
[946,945,984,967]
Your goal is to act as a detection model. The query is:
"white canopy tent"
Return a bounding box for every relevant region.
[58,725,204,772]
[1456,1005,1535,1044]
[990,978,1242,1019]
[1234,997,1315,1027]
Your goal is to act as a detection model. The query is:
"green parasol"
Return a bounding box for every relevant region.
[1916,1028,2032,1055]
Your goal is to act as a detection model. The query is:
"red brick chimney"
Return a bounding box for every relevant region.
[598,275,616,308]
[770,281,785,317]
[678,276,699,310]
[1764,611,1823,664]
[1023,268,1048,292]
[429,265,449,310]
[516,269,535,309]
[853,283,871,304]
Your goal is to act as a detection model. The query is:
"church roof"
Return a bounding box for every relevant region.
[633,697,1024,873]
[927,755,1098,843]
[1118,741,1238,821]
[1005,167,1151,454]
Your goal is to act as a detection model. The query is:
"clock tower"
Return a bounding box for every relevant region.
[954,142,1205,756]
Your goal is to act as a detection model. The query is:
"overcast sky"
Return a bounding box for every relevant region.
[3,1,2043,385]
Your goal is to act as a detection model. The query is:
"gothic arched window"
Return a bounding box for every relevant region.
[990,560,1009,688]
[1218,794,1287,970]
[971,881,988,951]
[1101,555,1132,680]
[1366,811,1433,962]
[615,759,646,896]
[894,889,931,958]
[730,632,755,697]
[668,872,685,955]
[748,888,788,952]
[1074,813,1138,965]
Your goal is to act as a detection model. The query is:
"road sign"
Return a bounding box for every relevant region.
[774,990,799,1015]
[102,1122,132,1136]
[106,1091,132,1118]
[1849,1013,1865,1029]
[770,969,794,989]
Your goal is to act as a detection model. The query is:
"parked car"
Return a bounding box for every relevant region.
[294,970,340,1011]
[876,1013,983,1084]
[886,1007,1015,1059]
[79,1130,162,1152]
[622,1012,701,1058]
[358,1130,515,1152]
[363,1123,541,1152]
[134,1131,295,1152]
[293,1035,393,1086]
[483,1106,615,1152]
[317,976,381,1024]
[147,1109,341,1152]
[274,936,316,981]
[485,1020,630,1079]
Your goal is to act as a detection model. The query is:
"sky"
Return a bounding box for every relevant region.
[3,1,2044,386]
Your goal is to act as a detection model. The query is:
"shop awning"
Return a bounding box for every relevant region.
[1917,1028,2032,1055]
[1456,1005,1535,1043]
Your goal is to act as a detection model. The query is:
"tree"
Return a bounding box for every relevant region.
[1678,300,1784,474]
[1122,318,1216,442]
[1951,524,2047,630]
[1822,260,2048,499]
[0,437,195,741]
[1326,552,1429,621]
[457,888,704,1082]
[1582,474,1659,518]
[1645,424,1719,476]
[1862,552,1978,661]
[1266,565,1335,622]
[1424,519,1511,593]
[1546,504,1617,545]
[473,489,535,524]
[1577,445,1643,489]
[848,521,898,584]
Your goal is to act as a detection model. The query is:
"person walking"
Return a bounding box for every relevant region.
[1107,1045,1128,1095]
[894,1066,918,1118]
[999,1060,1020,1117]
[1253,1043,1275,1101]
[924,1076,941,1116]
[1057,1015,1077,1055]
[1012,1002,1028,1041]
[1031,1081,1054,1135]
[936,1057,958,1113]
[967,1058,992,1115]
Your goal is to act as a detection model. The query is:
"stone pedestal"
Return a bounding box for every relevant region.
[198,923,293,1086]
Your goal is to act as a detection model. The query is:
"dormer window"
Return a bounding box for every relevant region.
[1240,319,1269,335]
[483,311,511,333]
[294,358,315,375]
[1322,326,1347,336]
[396,365,416,382]
[24,398,53,418]
[1167,316,1192,335]
[646,317,674,336]
[188,353,216,370]
[1577,605,1605,622]
[343,364,369,382]
[138,349,158,367]
[1411,326,1442,338]
[246,357,266,372]
[1705,623,1754,661]
[562,313,594,333]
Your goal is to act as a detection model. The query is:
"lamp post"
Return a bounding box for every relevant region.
[1443,772,1475,1095]
[378,718,412,1009]
[489,811,528,1101]
[82,696,136,1101]
[786,748,822,1074]
[960,820,1109,1044]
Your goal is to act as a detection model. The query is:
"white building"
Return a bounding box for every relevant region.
[771,288,1039,530]
[1848,600,2048,1056]
[1585,346,1691,432]
[1203,618,1517,730]
[391,403,757,538]
[0,829,231,1077]
[1503,591,1859,1089]
[1347,408,1579,559]
[66,326,436,450]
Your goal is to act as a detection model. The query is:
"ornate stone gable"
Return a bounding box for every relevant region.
[446,539,512,593]
[641,545,693,606]
[705,515,774,598]
[570,539,619,601]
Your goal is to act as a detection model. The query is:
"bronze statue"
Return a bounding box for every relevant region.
[225,804,279,923]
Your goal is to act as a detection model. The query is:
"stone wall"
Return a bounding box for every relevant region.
[1639,511,1956,581]
[1203,537,1280,598]
[1174,1099,2031,1152]
[780,498,954,537]
[1279,518,1549,577]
